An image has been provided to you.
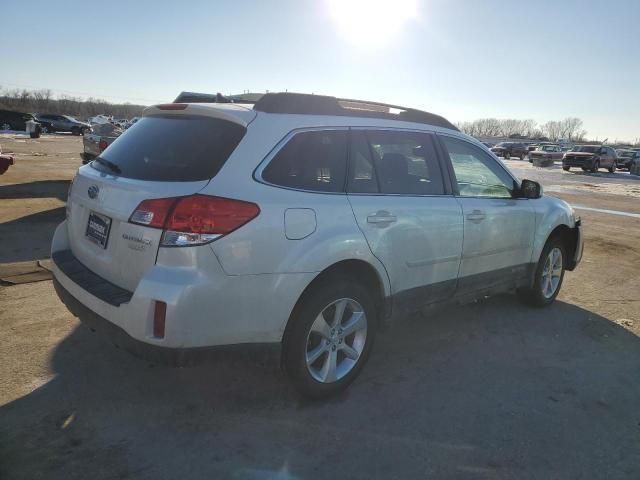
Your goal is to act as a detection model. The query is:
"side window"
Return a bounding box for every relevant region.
[440,136,516,198]
[348,130,445,195]
[262,130,348,192]
[347,131,378,193]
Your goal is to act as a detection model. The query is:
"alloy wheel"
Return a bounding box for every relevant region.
[541,247,563,298]
[305,298,367,383]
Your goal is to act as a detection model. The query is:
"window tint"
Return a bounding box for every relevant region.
[348,130,445,195]
[262,130,348,192]
[347,131,378,193]
[441,136,515,198]
[91,115,246,182]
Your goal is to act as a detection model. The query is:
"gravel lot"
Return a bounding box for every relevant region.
[1,134,639,479]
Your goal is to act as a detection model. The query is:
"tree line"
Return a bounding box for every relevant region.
[0,87,146,120]
[456,117,588,142]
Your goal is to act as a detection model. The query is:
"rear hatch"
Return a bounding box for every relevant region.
[66,110,249,291]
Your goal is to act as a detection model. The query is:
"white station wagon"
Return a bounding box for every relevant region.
[52,93,583,397]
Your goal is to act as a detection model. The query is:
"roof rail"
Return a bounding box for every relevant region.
[253,92,458,131]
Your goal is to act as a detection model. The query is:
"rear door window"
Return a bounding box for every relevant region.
[262,130,348,192]
[347,130,445,195]
[91,115,246,182]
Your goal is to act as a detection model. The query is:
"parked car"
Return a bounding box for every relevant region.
[81,123,123,164]
[0,146,14,174]
[36,113,91,135]
[0,109,47,132]
[529,144,564,163]
[51,92,583,398]
[562,145,617,173]
[490,142,528,160]
[615,149,640,170]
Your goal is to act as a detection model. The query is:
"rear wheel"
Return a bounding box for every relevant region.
[520,153,526,160]
[591,160,599,173]
[518,237,566,307]
[504,151,510,160]
[1,122,11,131]
[608,163,616,173]
[563,166,570,171]
[283,278,376,398]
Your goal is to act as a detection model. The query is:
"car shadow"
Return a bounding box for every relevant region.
[1,295,639,479]
[0,207,65,263]
[0,180,70,201]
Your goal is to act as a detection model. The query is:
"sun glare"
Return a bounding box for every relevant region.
[327,0,419,47]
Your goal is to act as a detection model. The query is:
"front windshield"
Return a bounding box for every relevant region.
[540,145,556,151]
[572,145,600,153]
[64,115,78,121]
[618,150,634,157]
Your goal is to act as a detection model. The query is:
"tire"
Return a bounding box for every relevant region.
[581,167,588,171]
[283,278,377,398]
[518,237,566,307]
[520,153,526,160]
[504,151,510,160]
[1,122,12,131]
[608,163,616,173]
[590,160,599,173]
[71,127,81,136]
[563,166,570,171]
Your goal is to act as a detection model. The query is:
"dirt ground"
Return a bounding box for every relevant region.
[1,134,639,479]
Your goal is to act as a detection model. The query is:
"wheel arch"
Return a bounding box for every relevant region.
[282,259,390,344]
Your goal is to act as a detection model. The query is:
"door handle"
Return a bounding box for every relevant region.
[466,209,486,223]
[367,211,397,225]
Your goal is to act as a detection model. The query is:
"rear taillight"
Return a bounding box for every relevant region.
[98,140,108,151]
[129,195,260,247]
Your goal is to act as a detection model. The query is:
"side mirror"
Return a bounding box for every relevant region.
[519,179,542,199]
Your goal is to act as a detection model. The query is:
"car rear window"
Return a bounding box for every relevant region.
[91,115,246,181]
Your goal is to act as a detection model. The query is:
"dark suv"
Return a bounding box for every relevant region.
[36,114,91,135]
[490,142,528,160]
[0,109,43,131]
[562,145,617,173]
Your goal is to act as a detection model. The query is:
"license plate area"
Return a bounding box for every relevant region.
[86,211,112,249]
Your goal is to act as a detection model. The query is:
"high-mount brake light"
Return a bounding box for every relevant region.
[156,104,188,110]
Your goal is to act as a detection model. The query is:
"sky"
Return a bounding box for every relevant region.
[3,0,639,141]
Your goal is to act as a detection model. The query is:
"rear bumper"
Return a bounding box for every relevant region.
[53,278,279,366]
[50,221,313,352]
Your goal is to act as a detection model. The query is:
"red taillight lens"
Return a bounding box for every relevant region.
[157,103,187,110]
[129,195,260,246]
[98,140,108,151]
[166,196,260,235]
[129,197,178,228]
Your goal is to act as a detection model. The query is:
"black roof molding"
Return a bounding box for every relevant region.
[253,92,458,131]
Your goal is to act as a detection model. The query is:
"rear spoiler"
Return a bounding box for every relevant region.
[173,91,263,104]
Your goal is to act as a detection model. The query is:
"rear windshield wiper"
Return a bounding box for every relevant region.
[94,157,121,175]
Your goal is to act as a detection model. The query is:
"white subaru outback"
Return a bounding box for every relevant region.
[52,93,583,398]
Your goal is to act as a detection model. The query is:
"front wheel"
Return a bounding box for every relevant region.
[504,151,510,160]
[283,279,376,398]
[518,238,566,307]
[608,163,616,173]
[591,160,599,173]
